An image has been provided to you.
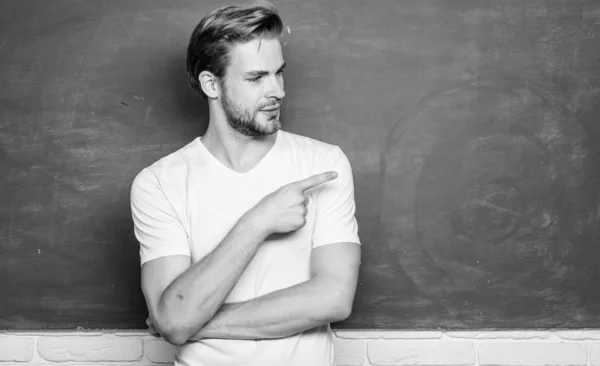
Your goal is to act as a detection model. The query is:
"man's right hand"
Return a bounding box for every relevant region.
[245,171,338,235]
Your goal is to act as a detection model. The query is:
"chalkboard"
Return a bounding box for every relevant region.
[1,0,600,330]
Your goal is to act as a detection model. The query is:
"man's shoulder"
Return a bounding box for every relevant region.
[279,131,351,171]
[132,138,200,187]
[279,130,341,157]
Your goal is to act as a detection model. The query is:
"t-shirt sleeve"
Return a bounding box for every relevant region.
[312,146,361,248]
[130,168,191,266]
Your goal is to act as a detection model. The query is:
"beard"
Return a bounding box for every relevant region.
[221,84,282,137]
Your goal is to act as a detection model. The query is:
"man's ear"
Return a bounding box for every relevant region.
[199,71,220,99]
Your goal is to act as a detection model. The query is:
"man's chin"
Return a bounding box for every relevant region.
[257,118,282,135]
[232,120,281,137]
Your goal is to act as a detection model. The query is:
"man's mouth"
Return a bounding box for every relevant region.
[260,102,281,111]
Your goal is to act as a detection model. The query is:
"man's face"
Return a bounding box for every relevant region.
[220,37,286,137]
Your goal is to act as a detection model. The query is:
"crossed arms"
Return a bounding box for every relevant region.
[132,166,361,346]
[142,240,360,345]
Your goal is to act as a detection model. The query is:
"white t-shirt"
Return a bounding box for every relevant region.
[130,130,360,366]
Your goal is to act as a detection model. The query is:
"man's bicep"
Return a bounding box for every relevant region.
[141,255,191,327]
[130,169,191,264]
[310,242,361,311]
[312,146,361,248]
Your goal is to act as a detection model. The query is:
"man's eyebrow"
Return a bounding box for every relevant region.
[244,70,268,78]
[244,63,287,78]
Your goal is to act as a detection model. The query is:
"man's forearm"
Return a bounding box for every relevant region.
[189,277,345,341]
[156,216,266,344]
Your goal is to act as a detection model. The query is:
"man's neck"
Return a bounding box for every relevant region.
[200,122,277,173]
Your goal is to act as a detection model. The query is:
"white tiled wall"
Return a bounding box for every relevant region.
[2,330,600,366]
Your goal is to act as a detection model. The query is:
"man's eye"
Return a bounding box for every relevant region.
[248,77,261,82]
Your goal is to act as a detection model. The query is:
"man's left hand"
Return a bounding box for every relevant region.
[146,317,161,338]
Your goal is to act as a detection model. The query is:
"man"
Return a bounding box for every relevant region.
[130,2,361,365]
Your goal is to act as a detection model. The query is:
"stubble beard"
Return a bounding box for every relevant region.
[221,84,282,137]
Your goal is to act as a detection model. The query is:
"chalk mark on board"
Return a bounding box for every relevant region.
[119,15,133,41]
[31,114,44,158]
[144,101,153,124]
[376,66,589,299]
[91,17,107,43]
[8,213,15,237]
[78,16,107,76]
[374,77,523,292]
[471,199,523,218]
[378,71,587,224]
[70,93,80,129]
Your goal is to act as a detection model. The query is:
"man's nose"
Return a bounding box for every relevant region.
[266,75,285,100]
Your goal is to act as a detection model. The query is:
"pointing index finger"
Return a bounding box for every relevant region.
[295,171,338,192]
